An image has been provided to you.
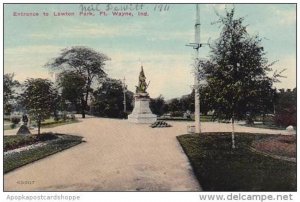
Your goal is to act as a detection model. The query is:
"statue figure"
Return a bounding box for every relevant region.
[136,66,150,93]
[129,65,157,123]
[22,114,28,126]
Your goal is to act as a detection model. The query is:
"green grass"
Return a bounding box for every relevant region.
[200,115,213,122]
[41,119,79,128]
[4,120,16,130]
[241,123,286,130]
[28,118,79,128]
[159,115,213,122]
[4,134,83,173]
[4,118,79,130]
[177,133,296,191]
[4,133,58,152]
[4,124,15,130]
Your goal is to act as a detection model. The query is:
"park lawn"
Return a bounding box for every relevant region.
[241,123,287,131]
[4,120,15,130]
[4,124,14,130]
[41,119,79,128]
[200,115,213,122]
[177,133,296,191]
[4,133,58,152]
[4,134,83,173]
[159,115,213,122]
[29,118,79,128]
[4,119,79,130]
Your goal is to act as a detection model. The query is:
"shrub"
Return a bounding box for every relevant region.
[11,117,20,125]
[170,111,184,117]
[118,111,128,119]
[36,132,58,141]
[54,116,61,121]
[274,107,296,127]
[10,124,16,129]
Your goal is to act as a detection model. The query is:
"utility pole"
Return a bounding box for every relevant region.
[122,77,127,113]
[186,4,203,133]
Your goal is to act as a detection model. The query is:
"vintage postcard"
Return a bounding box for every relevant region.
[2,2,297,200]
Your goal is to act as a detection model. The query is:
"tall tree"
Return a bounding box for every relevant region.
[150,95,166,116]
[47,46,110,118]
[57,71,86,113]
[22,78,59,135]
[92,78,133,118]
[201,8,279,148]
[167,98,181,113]
[4,73,20,115]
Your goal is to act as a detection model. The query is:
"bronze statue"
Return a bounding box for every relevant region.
[136,66,150,93]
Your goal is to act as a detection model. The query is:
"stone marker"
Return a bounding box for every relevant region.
[17,125,31,136]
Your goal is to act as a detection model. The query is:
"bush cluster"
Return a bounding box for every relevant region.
[170,111,184,117]
[274,108,297,128]
[11,117,21,125]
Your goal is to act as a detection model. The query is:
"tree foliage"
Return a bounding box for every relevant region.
[274,88,296,127]
[202,8,277,120]
[21,78,59,134]
[201,8,279,148]
[4,73,20,115]
[57,71,86,113]
[92,78,133,118]
[150,95,166,116]
[47,46,110,118]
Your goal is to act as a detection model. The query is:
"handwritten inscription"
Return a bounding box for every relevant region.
[79,4,169,13]
[12,4,171,17]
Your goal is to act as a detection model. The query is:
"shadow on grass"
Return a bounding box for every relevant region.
[177,133,296,191]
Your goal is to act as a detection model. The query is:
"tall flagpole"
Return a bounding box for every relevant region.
[194,4,201,133]
[185,4,203,133]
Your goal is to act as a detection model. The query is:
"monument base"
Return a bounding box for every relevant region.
[128,93,157,124]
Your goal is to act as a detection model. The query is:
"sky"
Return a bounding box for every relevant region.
[4,3,296,99]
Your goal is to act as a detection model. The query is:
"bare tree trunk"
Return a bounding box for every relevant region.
[81,98,86,118]
[37,119,41,135]
[231,113,236,149]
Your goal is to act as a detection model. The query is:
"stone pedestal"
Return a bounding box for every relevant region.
[128,93,157,124]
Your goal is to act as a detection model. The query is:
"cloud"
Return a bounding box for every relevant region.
[66,22,142,38]
[28,33,58,40]
[26,20,144,40]
[27,20,194,42]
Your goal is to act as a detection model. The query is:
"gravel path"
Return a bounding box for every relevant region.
[4,117,293,191]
